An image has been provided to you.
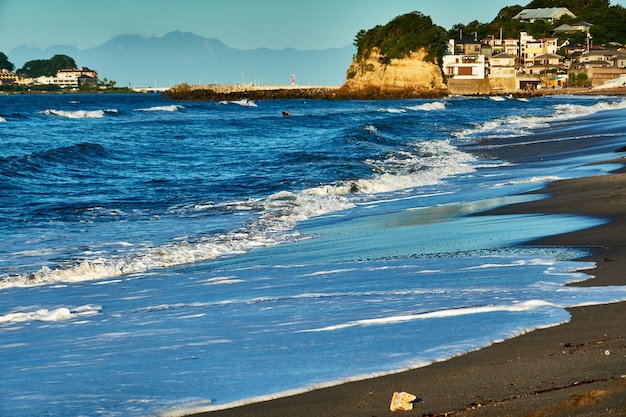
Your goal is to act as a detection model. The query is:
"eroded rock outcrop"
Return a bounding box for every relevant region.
[342,47,446,98]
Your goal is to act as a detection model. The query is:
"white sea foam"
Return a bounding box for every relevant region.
[307,139,477,196]
[0,304,102,324]
[0,191,352,288]
[42,109,106,119]
[494,176,562,187]
[228,99,257,107]
[405,102,446,111]
[455,98,626,140]
[0,115,6,122]
[299,300,556,332]
[363,124,378,134]
[553,99,626,118]
[378,107,406,113]
[135,104,184,112]
[455,114,550,139]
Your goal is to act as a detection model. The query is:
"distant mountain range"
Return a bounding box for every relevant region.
[8,31,355,87]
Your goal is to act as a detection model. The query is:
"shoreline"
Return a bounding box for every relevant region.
[3,84,626,100]
[183,168,626,414]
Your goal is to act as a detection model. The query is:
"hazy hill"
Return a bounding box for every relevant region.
[9,31,354,87]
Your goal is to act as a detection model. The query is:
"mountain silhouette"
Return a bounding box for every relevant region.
[9,31,354,87]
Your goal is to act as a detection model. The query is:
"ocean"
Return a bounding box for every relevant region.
[2,92,626,417]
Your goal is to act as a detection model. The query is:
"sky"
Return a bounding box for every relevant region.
[0,0,556,53]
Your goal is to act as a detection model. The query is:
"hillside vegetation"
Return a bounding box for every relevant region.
[352,12,448,66]
[451,0,626,46]
[16,54,77,77]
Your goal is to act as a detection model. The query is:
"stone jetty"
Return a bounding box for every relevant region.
[161,83,448,101]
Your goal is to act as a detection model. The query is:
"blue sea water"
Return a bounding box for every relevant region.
[2,93,626,417]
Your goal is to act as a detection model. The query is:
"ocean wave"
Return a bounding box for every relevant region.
[37,143,108,164]
[455,114,550,139]
[0,142,110,185]
[0,140,477,289]
[0,304,102,324]
[135,104,184,112]
[378,107,406,114]
[553,99,626,117]
[299,300,558,332]
[494,176,562,187]
[41,109,116,119]
[0,190,351,288]
[0,116,6,122]
[218,99,258,107]
[405,102,446,111]
[455,98,626,140]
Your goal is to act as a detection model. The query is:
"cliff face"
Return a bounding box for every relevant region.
[343,47,446,96]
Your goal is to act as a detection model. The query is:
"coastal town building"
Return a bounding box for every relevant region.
[553,21,594,35]
[35,67,98,88]
[512,7,576,23]
[0,68,32,85]
[519,32,559,65]
[579,48,626,67]
[442,4,626,95]
[482,36,519,56]
[442,54,486,79]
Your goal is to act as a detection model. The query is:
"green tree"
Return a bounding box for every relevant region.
[354,12,448,66]
[16,54,76,77]
[0,52,14,71]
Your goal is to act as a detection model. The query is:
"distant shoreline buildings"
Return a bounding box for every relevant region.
[442,7,626,94]
[0,67,98,89]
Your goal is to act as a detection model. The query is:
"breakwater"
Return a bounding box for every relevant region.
[162,83,341,101]
[161,83,448,101]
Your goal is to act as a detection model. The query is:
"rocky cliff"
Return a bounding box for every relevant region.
[342,47,446,97]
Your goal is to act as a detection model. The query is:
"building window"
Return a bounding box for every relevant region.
[458,66,474,76]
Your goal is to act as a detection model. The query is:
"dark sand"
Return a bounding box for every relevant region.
[189,163,626,417]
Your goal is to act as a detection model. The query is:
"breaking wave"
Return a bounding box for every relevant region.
[0,138,477,289]
[0,304,102,324]
[455,98,626,139]
[42,109,110,119]
[405,102,446,111]
[135,104,184,112]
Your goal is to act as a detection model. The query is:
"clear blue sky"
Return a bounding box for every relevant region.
[6,0,625,53]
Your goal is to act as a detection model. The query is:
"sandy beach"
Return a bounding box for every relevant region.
[188,161,626,416]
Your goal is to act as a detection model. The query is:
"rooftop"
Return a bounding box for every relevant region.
[513,7,576,21]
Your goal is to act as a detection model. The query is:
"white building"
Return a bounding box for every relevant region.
[35,67,98,88]
[489,53,517,78]
[442,54,486,79]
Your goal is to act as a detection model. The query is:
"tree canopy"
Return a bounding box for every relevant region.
[0,52,14,71]
[353,11,448,66]
[16,54,77,77]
